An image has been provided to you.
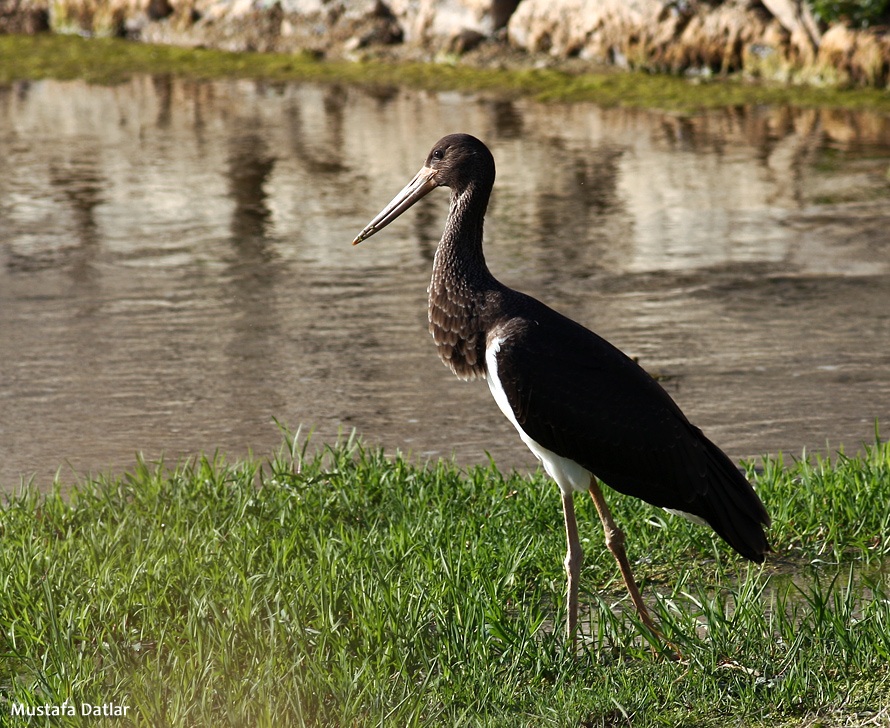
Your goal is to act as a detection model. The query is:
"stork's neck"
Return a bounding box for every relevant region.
[437,182,491,275]
[428,181,497,380]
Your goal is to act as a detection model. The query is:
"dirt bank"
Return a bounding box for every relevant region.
[2,0,889,87]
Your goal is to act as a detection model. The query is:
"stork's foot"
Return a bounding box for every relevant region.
[587,477,683,660]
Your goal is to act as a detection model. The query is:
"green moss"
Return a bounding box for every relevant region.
[3,33,890,112]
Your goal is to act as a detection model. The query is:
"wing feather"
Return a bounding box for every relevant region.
[492,296,769,561]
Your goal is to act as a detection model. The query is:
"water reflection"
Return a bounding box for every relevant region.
[0,77,888,490]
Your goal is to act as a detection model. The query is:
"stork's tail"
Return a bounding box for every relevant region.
[696,436,771,563]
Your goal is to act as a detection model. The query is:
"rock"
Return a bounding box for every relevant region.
[507,0,776,74]
[446,27,485,54]
[760,0,821,50]
[146,0,171,19]
[49,0,133,36]
[490,0,516,30]
[818,23,890,87]
[387,0,494,45]
[659,1,773,74]
[0,0,50,32]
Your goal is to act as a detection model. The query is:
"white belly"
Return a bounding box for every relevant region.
[485,336,592,495]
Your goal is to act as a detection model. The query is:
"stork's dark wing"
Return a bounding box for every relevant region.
[493,297,770,562]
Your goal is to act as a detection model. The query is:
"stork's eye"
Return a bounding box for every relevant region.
[432,148,445,160]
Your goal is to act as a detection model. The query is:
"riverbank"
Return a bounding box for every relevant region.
[2,0,890,88]
[1,434,888,725]
[4,33,890,113]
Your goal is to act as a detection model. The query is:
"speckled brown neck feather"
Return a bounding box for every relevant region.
[427,174,501,381]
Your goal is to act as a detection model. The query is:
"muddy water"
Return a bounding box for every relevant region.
[1,77,888,490]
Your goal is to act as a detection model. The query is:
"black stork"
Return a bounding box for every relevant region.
[352,133,770,644]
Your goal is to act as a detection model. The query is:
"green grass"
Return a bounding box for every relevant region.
[3,33,890,112]
[1,428,888,726]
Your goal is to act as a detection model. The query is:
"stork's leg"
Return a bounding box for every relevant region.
[561,490,583,646]
[587,476,660,636]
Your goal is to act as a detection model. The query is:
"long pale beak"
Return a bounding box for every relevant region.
[352,166,438,245]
